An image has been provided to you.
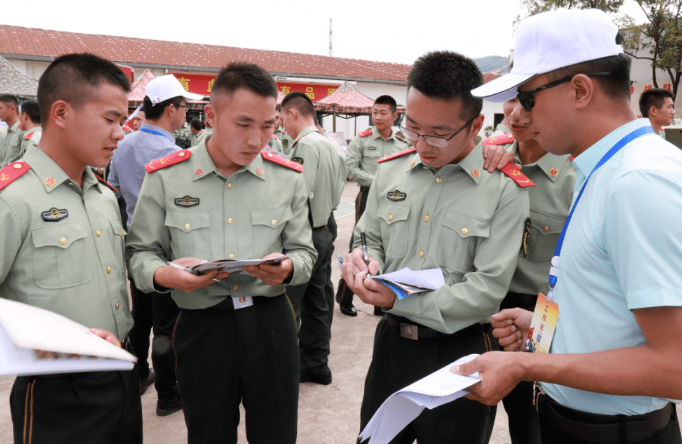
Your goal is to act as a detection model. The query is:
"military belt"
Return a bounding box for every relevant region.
[359,186,371,193]
[387,314,485,341]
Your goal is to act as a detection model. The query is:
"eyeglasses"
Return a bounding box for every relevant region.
[516,72,611,111]
[174,104,189,111]
[399,114,477,148]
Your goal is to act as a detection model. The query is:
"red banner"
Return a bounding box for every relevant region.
[170,73,338,100]
[117,64,135,82]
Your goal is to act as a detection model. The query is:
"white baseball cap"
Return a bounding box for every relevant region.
[472,8,623,102]
[145,74,204,105]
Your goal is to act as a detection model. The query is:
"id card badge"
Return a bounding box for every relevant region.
[525,293,559,354]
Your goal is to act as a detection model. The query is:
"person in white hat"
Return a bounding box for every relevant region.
[453,8,682,444]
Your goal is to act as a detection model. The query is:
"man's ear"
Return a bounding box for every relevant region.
[571,74,595,110]
[469,114,485,140]
[50,100,69,130]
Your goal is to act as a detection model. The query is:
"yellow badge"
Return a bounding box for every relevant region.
[45,177,56,187]
[550,168,558,177]
[472,169,480,178]
[526,293,559,354]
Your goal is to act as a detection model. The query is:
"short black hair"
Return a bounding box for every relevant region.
[639,87,674,117]
[143,95,184,121]
[281,91,315,119]
[38,53,131,125]
[276,104,282,113]
[0,94,19,110]
[546,54,632,101]
[20,100,40,124]
[407,51,483,120]
[190,118,203,131]
[374,95,397,114]
[211,62,278,101]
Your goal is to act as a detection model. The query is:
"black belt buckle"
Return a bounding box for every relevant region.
[400,323,418,340]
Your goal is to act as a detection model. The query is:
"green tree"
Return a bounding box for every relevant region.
[517,0,623,16]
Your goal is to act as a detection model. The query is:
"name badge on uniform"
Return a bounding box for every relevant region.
[525,293,559,354]
[175,196,200,207]
[233,296,254,310]
[387,190,406,201]
[42,208,69,222]
[291,157,304,165]
[368,146,377,150]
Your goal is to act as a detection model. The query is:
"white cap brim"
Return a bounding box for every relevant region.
[182,91,205,102]
[472,72,536,102]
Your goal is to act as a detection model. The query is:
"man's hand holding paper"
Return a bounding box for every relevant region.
[153,258,229,292]
[342,249,395,308]
[243,253,294,286]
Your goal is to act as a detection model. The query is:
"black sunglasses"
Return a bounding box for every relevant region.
[517,72,612,111]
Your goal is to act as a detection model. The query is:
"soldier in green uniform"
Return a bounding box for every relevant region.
[17,100,41,160]
[267,133,284,152]
[275,104,294,155]
[342,51,531,444]
[639,88,675,139]
[281,91,346,386]
[172,121,192,148]
[126,62,316,444]
[338,95,411,316]
[188,118,204,146]
[482,96,576,444]
[0,94,23,167]
[1,53,142,444]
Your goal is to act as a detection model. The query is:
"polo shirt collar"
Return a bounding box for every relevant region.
[140,123,175,141]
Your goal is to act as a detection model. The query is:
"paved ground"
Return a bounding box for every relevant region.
[0,180,678,443]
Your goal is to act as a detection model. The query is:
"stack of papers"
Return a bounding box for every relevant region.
[359,354,481,444]
[0,298,136,377]
[337,256,445,299]
[191,255,286,275]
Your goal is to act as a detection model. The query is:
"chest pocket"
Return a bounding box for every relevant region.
[109,219,127,265]
[528,210,566,261]
[164,211,211,259]
[437,211,490,274]
[251,206,293,256]
[31,223,91,289]
[377,204,410,258]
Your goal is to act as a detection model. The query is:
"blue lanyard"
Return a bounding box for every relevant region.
[139,128,171,140]
[546,125,654,299]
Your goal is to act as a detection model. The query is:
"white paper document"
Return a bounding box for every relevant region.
[0,298,136,377]
[358,354,481,444]
[191,255,287,275]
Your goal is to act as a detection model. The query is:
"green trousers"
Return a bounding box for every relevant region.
[173,295,299,444]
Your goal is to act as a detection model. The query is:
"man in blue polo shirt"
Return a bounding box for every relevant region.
[453,9,682,444]
[108,74,202,416]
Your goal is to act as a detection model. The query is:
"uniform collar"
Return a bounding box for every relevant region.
[191,138,267,182]
[24,147,100,194]
[292,126,319,147]
[407,143,484,184]
[372,127,396,141]
[509,140,570,183]
[8,121,20,133]
[25,126,41,135]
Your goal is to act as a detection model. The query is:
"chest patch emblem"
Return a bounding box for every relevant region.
[282,139,289,148]
[175,196,200,207]
[368,146,377,150]
[291,157,304,165]
[42,208,69,222]
[387,190,407,202]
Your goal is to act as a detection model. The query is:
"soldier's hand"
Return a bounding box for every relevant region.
[244,253,293,286]
[492,308,534,351]
[89,328,122,348]
[450,351,526,406]
[153,258,229,292]
[482,144,516,173]
[342,249,394,308]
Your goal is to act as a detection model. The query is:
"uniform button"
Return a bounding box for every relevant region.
[178,152,185,157]
[60,237,67,245]
[184,223,190,230]
[371,155,375,158]
[13,163,22,169]
[228,218,234,224]
[120,231,125,237]
[543,225,550,232]
[271,219,277,225]
[229,254,235,259]
[424,215,430,222]
[418,251,425,258]
[436,177,443,183]
[116,302,120,309]
[96,230,101,237]
[234,285,240,290]
[461,228,469,235]
[107,267,112,273]
[388,215,393,221]
[227,183,232,189]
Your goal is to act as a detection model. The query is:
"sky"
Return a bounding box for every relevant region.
[0,0,650,66]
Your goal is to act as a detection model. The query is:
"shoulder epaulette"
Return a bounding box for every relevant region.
[484,133,515,145]
[145,149,192,173]
[377,147,416,164]
[93,173,119,193]
[23,132,33,141]
[123,125,133,132]
[261,150,303,172]
[500,163,535,188]
[0,162,31,192]
[395,135,408,144]
[272,134,280,140]
[359,129,373,138]
[569,155,575,162]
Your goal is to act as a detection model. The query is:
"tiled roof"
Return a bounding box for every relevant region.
[0,54,37,97]
[0,25,411,83]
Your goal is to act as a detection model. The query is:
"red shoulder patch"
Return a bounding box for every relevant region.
[123,125,133,132]
[359,129,373,138]
[484,133,514,146]
[23,132,32,140]
[395,135,409,144]
[145,149,192,173]
[261,150,303,172]
[93,173,119,193]
[0,162,31,192]
[377,147,416,164]
[500,162,535,188]
[272,134,280,140]
[569,155,575,162]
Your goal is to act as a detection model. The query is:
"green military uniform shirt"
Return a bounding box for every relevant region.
[289,126,346,227]
[354,142,530,334]
[0,148,133,340]
[172,123,192,149]
[490,123,511,137]
[267,135,284,153]
[126,138,317,310]
[195,128,213,146]
[346,127,411,188]
[18,126,42,160]
[274,127,294,156]
[189,129,205,147]
[503,140,576,295]
[1,121,23,167]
